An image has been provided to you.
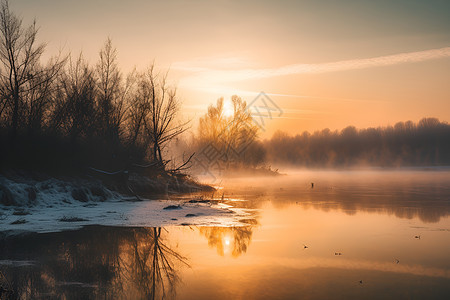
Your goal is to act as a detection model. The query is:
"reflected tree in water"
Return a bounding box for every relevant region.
[199,225,255,257]
[122,227,189,300]
[0,226,188,299]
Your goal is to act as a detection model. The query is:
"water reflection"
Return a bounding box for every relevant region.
[123,228,188,299]
[0,226,188,299]
[0,171,449,299]
[220,171,450,223]
[199,225,255,257]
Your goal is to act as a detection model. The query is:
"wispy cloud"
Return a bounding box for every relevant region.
[243,46,450,79]
[175,47,450,96]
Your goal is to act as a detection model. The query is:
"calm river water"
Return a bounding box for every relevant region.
[1,170,450,299]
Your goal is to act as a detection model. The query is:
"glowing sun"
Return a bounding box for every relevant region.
[223,99,234,118]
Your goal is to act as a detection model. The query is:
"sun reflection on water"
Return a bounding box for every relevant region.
[198,226,255,258]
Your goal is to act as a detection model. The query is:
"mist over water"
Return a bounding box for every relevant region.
[219,168,450,223]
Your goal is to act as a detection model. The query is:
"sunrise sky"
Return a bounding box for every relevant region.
[12,0,450,137]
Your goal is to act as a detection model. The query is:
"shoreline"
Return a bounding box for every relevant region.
[0,170,256,235]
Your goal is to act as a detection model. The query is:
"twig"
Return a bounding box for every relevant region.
[168,153,195,173]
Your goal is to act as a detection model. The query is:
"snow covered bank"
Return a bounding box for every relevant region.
[0,175,255,234]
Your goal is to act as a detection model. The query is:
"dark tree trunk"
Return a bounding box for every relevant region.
[10,89,19,141]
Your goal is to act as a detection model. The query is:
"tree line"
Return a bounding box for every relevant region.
[264,118,450,168]
[0,0,185,173]
[190,94,450,172]
[190,95,450,171]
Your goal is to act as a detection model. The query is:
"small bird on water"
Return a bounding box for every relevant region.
[311,182,314,189]
[415,235,421,239]
[395,259,400,264]
[334,252,342,256]
[359,280,363,284]
[303,244,308,249]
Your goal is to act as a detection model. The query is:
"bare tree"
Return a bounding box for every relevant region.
[127,228,188,299]
[23,56,65,133]
[127,70,151,148]
[51,53,96,141]
[197,97,227,144]
[96,38,125,141]
[128,65,188,166]
[197,95,259,166]
[0,0,64,138]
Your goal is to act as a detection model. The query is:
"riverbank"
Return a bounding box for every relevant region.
[0,170,255,235]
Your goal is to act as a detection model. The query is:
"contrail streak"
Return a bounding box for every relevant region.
[178,47,450,85]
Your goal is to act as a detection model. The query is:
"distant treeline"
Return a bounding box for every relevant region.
[0,1,185,173]
[264,118,450,167]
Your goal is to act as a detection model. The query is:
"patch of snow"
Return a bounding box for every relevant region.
[0,175,255,234]
[0,260,36,266]
[1,199,254,234]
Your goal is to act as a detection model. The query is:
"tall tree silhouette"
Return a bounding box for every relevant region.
[0,0,64,139]
[128,65,188,166]
[96,38,127,143]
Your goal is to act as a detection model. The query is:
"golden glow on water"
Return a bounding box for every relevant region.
[198,227,254,258]
[173,203,450,299]
[171,171,450,299]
